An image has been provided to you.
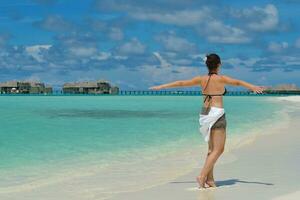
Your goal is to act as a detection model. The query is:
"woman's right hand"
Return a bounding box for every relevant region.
[250,85,265,94]
[149,85,164,90]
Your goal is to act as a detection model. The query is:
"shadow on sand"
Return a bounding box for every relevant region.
[170,178,274,187]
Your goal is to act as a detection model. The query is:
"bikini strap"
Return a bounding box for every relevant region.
[203,73,214,92]
[202,74,214,109]
[203,95,212,104]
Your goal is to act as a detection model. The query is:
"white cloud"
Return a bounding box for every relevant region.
[156,33,196,52]
[114,55,128,60]
[268,41,289,53]
[247,54,300,72]
[248,4,278,31]
[69,46,97,57]
[153,52,171,68]
[0,33,11,46]
[109,27,124,41]
[131,6,252,45]
[130,8,211,26]
[281,55,300,66]
[231,4,279,32]
[223,57,261,67]
[25,44,52,62]
[91,52,111,60]
[94,1,282,45]
[139,63,200,87]
[202,20,251,44]
[170,58,193,65]
[117,38,146,55]
[35,15,74,32]
[153,51,199,69]
[295,38,300,48]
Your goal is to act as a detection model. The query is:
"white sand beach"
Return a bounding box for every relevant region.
[110,96,300,200]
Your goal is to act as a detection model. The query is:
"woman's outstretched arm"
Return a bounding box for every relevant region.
[149,76,202,90]
[221,75,265,93]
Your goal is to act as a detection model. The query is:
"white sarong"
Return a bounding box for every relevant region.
[199,107,225,142]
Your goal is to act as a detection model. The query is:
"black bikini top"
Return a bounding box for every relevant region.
[202,72,227,103]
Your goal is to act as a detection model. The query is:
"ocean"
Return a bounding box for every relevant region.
[0,95,287,199]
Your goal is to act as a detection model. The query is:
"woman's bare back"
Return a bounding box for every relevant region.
[200,74,226,108]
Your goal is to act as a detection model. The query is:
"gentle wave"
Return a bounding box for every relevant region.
[274,95,300,102]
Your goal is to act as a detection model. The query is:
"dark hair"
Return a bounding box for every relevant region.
[205,53,221,72]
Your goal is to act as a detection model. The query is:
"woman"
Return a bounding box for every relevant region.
[149,53,265,189]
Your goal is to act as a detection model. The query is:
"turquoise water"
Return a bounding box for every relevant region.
[0,96,285,194]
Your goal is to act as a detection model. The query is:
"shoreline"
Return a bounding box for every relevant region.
[0,96,299,200]
[109,96,300,200]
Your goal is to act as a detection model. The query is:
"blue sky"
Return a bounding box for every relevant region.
[0,0,299,90]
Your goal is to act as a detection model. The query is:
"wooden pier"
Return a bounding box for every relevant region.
[0,90,299,96]
[118,90,300,96]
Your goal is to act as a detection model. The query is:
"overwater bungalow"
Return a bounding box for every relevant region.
[63,80,119,95]
[0,81,53,94]
[263,84,300,95]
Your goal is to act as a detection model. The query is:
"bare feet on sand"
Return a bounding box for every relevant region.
[205,179,217,187]
[196,176,206,189]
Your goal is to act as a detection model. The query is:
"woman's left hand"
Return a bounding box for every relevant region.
[251,85,265,94]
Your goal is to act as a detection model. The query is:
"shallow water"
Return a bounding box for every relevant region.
[0,96,286,198]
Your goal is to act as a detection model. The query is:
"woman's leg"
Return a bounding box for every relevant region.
[206,138,216,187]
[197,128,226,188]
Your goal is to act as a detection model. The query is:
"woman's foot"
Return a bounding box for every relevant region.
[196,176,207,189]
[205,179,217,187]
